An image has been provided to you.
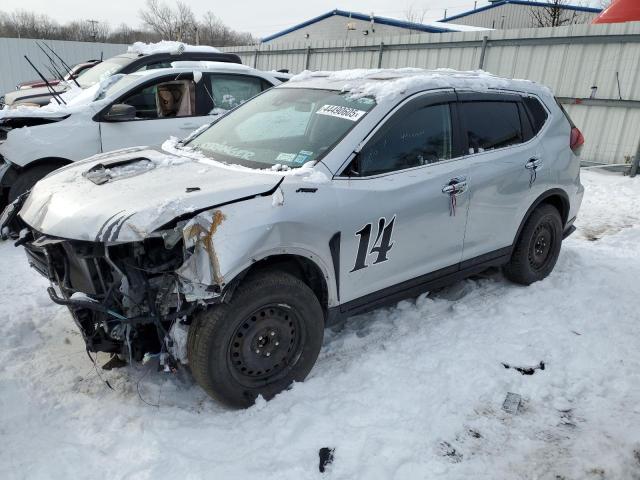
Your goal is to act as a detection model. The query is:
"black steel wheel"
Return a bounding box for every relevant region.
[504,203,562,285]
[229,304,304,386]
[188,270,324,408]
[528,221,555,272]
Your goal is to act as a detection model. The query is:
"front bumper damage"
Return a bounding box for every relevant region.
[17,209,231,365]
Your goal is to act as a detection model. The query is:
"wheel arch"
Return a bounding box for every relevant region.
[25,157,72,170]
[222,252,334,321]
[512,189,570,246]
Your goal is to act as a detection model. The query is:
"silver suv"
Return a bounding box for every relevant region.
[2,69,584,408]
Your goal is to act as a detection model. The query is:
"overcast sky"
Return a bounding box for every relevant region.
[1,0,605,38]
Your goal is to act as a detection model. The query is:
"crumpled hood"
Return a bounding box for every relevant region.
[19,147,284,242]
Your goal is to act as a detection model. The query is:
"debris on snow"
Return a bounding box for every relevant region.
[502,361,546,376]
[101,356,128,371]
[503,392,523,415]
[439,441,463,463]
[318,447,334,472]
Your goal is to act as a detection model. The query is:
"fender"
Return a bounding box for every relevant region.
[220,246,338,308]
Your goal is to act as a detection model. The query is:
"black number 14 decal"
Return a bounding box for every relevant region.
[351,216,396,272]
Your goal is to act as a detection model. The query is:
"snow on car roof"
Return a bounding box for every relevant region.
[169,61,257,72]
[127,41,221,55]
[288,68,553,103]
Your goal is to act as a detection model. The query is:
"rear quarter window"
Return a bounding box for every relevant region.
[523,96,549,134]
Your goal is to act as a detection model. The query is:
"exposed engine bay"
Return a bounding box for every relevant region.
[22,228,200,367]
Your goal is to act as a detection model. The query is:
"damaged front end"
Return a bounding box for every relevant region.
[21,214,229,366]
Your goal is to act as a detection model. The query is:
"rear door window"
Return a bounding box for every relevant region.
[460,101,523,154]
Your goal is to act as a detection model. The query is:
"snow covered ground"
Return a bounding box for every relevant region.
[1,169,639,479]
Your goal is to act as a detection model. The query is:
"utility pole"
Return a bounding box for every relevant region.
[87,19,99,42]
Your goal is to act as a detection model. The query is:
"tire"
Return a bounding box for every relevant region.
[503,204,563,286]
[8,163,66,203]
[188,270,324,408]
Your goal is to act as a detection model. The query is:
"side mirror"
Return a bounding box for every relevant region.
[103,104,136,122]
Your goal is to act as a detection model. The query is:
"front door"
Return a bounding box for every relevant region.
[99,74,210,151]
[332,93,471,304]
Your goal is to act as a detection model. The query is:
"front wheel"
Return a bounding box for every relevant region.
[188,270,324,408]
[503,204,562,285]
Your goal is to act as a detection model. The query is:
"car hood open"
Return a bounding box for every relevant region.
[19,146,284,242]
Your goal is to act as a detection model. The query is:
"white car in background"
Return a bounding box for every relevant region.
[0,62,285,206]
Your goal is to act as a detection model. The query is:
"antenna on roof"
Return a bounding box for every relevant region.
[24,55,66,105]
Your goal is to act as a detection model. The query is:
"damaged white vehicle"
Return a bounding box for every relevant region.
[2,69,584,408]
[0,62,283,207]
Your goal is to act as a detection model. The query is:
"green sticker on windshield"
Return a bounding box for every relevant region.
[293,150,313,164]
[275,152,297,162]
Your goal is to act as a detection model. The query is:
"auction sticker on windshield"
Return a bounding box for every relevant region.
[316,105,367,121]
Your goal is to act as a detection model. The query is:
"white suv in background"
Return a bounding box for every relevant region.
[0,63,284,206]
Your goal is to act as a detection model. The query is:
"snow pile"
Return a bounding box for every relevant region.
[291,68,554,102]
[1,170,640,479]
[128,41,221,55]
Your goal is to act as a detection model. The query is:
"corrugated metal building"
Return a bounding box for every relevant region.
[261,9,486,45]
[0,38,127,95]
[441,0,601,30]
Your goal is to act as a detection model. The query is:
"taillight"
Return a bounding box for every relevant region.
[570,127,584,154]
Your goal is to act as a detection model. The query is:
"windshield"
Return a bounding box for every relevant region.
[187,88,376,169]
[76,56,132,88]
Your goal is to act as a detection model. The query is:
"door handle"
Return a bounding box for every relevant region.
[442,176,468,195]
[525,157,543,170]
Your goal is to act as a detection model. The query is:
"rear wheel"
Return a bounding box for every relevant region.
[188,270,324,408]
[503,204,562,285]
[8,162,66,203]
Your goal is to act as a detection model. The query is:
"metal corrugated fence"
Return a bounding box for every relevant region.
[222,22,640,164]
[0,38,127,94]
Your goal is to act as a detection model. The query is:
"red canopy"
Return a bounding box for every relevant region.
[592,0,640,24]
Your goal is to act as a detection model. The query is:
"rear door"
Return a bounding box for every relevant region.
[332,92,471,304]
[99,73,208,151]
[458,92,550,262]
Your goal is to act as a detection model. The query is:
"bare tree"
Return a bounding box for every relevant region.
[530,0,586,27]
[0,3,252,46]
[139,0,180,39]
[198,11,253,46]
[404,4,428,25]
